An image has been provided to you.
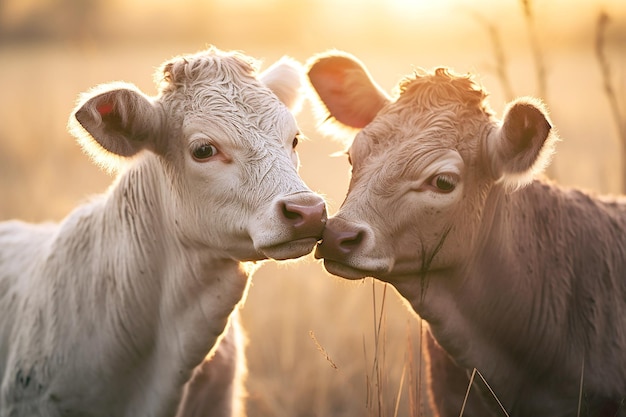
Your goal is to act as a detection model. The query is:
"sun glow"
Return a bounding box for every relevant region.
[386,0,453,15]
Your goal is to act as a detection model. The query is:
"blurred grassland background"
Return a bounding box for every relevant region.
[0,0,625,416]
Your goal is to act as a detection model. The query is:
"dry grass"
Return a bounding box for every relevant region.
[0,44,426,416]
[595,10,626,192]
[460,369,510,417]
[0,12,623,413]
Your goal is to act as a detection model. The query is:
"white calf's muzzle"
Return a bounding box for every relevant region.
[252,192,327,260]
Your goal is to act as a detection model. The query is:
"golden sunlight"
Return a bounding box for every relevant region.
[385,0,454,15]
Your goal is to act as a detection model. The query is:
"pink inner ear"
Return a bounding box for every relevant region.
[97,103,114,116]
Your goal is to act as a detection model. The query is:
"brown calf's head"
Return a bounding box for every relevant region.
[308,51,556,282]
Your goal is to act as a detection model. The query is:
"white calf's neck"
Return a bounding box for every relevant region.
[3,154,251,417]
[99,156,252,416]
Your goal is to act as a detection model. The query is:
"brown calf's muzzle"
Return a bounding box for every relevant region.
[315,218,366,262]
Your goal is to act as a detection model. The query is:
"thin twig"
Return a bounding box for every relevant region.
[459,368,477,417]
[595,11,625,140]
[459,367,511,417]
[521,0,548,101]
[577,356,585,417]
[370,283,388,380]
[595,10,626,191]
[471,11,515,101]
[377,285,388,346]
[368,281,388,417]
[393,362,407,417]
[488,23,515,102]
[417,320,423,417]
[370,283,382,416]
[475,369,510,417]
[520,0,559,180]
[309,330,338,370]
[405,320,423,417]
[377,284,388,417]
[364,335,373,413]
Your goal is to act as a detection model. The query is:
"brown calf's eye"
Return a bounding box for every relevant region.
[432,174,457,193]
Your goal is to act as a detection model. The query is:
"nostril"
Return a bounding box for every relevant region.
[281,201,326,229]
[320,228,365,257]
[282,202,303,221]
[339,230,363,249]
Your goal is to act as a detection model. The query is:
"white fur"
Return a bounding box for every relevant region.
[0,47,326,417]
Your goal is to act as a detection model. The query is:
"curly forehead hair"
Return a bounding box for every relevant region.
[155,47,260,94]
[395,68,493,117]
[371,68,496,164]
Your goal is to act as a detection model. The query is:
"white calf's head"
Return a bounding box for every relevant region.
[307,51,556,281]
[69,47,326,261]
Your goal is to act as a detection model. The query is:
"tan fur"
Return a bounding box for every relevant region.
[309,51,626,417]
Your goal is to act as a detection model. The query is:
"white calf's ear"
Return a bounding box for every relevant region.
[306,50,390,131]
[68,82,161,171]
[488,97,557,188]
[260,56,304,112]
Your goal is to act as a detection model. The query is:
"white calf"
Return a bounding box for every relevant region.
[0,47,326,417]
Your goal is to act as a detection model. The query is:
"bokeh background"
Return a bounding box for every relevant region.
[1,0,625,415]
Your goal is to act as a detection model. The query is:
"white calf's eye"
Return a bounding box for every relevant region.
[429,174,458,193]
[192,143,218,161]
[292,135,299,149]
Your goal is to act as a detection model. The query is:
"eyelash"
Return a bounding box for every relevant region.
[428,173,459,193]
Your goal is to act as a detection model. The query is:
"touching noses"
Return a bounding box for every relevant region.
[315,220,366,261]
[278,196,327,238]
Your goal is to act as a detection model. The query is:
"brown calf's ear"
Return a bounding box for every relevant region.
[306,51,390,129]
[489,97,557,188]
[69,83,162,170]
